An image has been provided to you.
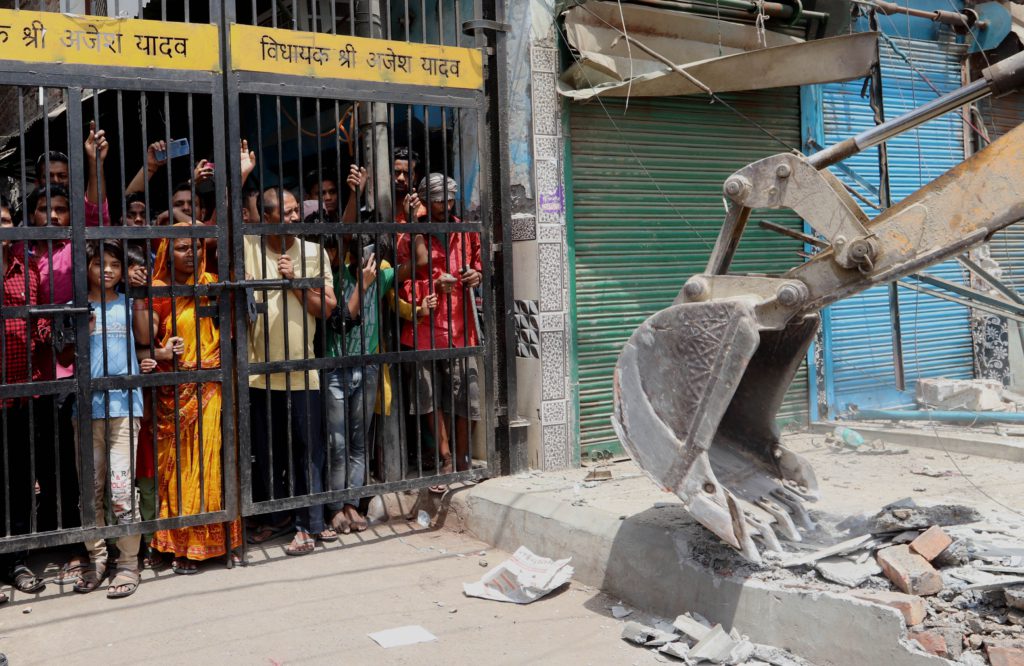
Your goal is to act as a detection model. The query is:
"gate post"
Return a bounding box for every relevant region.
[470,1,527,475]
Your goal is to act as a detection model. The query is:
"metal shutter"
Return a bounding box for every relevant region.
[569,89,808,459]
[978,93,1024,292]
[821,37,972,415]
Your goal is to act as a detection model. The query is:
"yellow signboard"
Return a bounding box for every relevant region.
[0,9,220,72]
[230,24,483,90]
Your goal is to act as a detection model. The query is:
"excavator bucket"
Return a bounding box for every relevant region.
[612,300,820,563]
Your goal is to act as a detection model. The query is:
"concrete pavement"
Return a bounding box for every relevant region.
[4,520,657,665]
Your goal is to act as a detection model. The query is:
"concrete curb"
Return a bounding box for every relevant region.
[453,483,951,666]
[811,421,1024,463]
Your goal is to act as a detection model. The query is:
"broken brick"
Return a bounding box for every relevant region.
[877,545,944,596]
[909,630,949,658]
[848,589,927,626]
[987,646,1024,666]
[910,526,953,562]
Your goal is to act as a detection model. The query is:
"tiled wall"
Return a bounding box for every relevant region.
[507,1,574,469]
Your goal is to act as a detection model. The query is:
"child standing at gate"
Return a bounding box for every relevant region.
[71,239,156,599]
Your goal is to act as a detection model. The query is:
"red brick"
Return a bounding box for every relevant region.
[908,630,949,657]
[877,545,944,596]
[909,526,953,562]
[848,589,927,626]
[987,646,1024,666]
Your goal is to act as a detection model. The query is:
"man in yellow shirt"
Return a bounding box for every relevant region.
[245,187,337,555]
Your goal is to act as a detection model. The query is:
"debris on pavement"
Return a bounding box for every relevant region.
[462,546,573,604]
[584,467,614,482]
[368,625,438,649]
[867,501,983,533]
[612,604,634,619]
[815,557,882,587]
[916,378,1010,412]
[620,611,810,665]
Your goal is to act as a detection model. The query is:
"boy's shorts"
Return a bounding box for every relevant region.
[407,356,480,421]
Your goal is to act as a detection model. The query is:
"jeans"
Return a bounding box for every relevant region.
[249,388,325,535]
[325,365,379,513]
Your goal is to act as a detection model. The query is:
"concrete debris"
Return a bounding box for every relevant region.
[612,605,634,619]
[1007,609,1024,626]
[688,625,737,664]
[728,640,755,664]
[980,566,1024,576]
[916,378,1008,411]
[658,641,692,662]
[781,534,875,568]
[1007,588,1024,611]
[892,530,922,545]
[583,468,613,482]
[959,651,989,666]
[935,540,972,568]
[911,526,954,562]
[868,503,982,533]
[621,621,657,645]
[963,578,1024,593]
[646,629,681,648]
[673,614,713,642]
[877,545,944,596]
[749,644,817,666]
[815,557,882,587]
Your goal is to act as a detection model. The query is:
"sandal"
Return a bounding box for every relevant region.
[247,520,293,545]
[171,560,199,575]
[429,456,453,494]
[73,562,107,594]
[316,528,339,542]
[11,565,45,593]
[106,568,140,599]
[330,510,352,535]
[284,532,316,557]
[55,559,88,586]
[141,546,164,569]
[344,504,368,532]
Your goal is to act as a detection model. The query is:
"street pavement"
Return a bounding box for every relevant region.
[2,509,661,665]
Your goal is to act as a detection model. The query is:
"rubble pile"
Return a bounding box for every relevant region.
[619,611,813,665]
[781,499,1024,665]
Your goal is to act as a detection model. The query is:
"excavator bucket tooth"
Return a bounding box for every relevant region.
[612,300,820,562]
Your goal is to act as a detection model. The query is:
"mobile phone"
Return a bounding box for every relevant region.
[361,243,375,264]
[155,138,190,162]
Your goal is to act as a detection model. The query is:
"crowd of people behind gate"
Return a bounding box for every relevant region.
[0,125,482,601]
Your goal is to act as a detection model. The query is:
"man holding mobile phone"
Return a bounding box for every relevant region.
[398,174,482,492]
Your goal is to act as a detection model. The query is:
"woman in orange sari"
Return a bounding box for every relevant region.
[149,224,241,573]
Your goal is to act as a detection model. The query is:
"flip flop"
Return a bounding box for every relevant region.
[284,533,316,557]
[106,569,140,599]
[316,528,339,543]
[247,521,293,545]
[55,560,88,586]
[330,510,352,535]
[171,560,200,575]
[11,565,45,593]
[73,562,107,594]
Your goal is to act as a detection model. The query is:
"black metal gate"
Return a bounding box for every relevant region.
[0,0,514,558]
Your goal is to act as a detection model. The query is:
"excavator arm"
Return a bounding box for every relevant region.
[612,51,1024,563]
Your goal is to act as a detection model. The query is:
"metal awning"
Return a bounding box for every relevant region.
[560,1,879,100]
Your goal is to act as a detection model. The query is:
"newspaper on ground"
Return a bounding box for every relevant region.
[367,625,438,649]
[462,545,574,604]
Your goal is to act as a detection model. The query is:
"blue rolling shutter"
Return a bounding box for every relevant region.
[819,36,972,416]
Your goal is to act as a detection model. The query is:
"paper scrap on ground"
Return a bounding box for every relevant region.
[368,625,437,649]
[463,546,573,604]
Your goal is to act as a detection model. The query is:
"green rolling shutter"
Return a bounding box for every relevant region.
[568,89,809,460]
